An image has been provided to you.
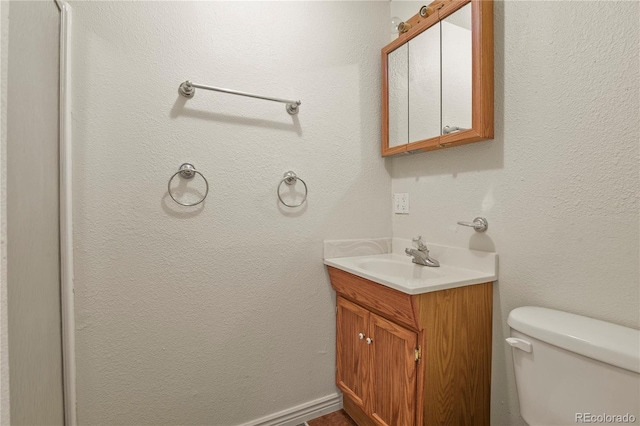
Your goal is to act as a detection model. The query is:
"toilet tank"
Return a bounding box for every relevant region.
[507,307,639,426]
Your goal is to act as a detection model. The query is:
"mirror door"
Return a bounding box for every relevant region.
[441,3,472,136]
[408,23,441,146]
[388,44,409,150]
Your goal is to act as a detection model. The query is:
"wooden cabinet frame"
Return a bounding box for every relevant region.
[382,0,494,156]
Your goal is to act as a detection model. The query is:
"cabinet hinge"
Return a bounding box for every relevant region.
[414,346,421,362]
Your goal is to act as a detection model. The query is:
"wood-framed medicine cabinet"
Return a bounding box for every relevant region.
[382,0,493,156]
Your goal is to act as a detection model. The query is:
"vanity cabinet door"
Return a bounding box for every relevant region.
[368,313,418,426]
[336,297,370,410]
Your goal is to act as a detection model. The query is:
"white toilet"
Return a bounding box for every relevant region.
[507,306,640,425]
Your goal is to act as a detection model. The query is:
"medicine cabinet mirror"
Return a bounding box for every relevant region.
[382,0,493,156]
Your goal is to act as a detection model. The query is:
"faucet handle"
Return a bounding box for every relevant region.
[412,236,428,251]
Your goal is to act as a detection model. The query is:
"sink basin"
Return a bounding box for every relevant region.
[352,258,444,281]
[324,240,497,295]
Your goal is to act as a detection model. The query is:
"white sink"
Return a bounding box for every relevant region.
[324,238,498,295]
[351,257,445,281]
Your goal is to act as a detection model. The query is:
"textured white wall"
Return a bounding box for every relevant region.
[70,1,390,424]
[390,2,639,424]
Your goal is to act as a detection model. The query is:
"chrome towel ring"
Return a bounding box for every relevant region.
[168,163,209,207]
[277,171,307,208]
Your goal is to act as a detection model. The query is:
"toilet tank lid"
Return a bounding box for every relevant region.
[508,307,640,373]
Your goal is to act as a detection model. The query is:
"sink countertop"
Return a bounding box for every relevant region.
[324,238,498,295]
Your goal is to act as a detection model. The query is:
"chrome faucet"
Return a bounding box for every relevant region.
[405,236,440,267]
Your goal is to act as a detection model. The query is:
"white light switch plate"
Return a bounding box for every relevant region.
[393,193,409,214]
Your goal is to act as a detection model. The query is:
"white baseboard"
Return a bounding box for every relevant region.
[241,393,342,426]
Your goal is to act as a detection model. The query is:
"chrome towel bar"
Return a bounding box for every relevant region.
[178,80,301,115]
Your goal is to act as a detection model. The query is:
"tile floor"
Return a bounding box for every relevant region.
[305,409,357,426]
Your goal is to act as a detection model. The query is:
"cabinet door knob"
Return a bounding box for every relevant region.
[366,337,373,345]
[358,333,365,340]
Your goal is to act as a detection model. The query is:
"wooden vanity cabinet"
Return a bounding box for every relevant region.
[329,266,492,426]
